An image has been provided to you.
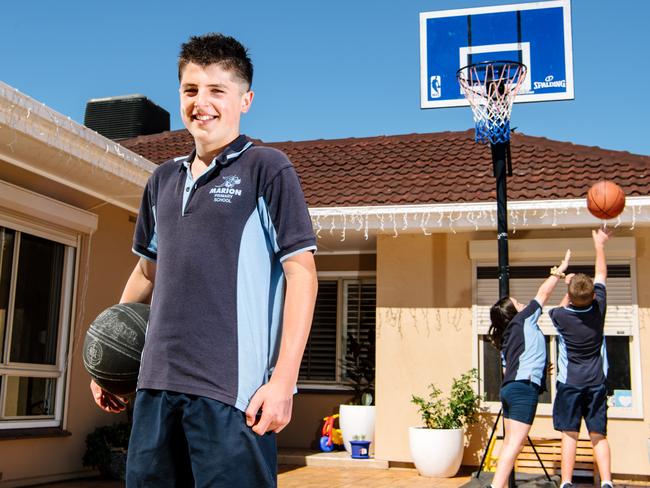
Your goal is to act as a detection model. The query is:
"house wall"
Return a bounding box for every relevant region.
[0,202,137,486]
[375,229,650,477]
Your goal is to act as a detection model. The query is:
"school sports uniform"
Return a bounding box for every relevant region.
[500,299,547,425]
[126,135,316,487]
[550,283,608,435]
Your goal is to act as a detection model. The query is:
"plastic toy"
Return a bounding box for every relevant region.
[319,414,343,452]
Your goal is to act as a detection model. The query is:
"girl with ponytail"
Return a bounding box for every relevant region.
[488,249,571,488]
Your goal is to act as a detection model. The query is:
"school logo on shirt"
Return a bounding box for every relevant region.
[210,175,242,204]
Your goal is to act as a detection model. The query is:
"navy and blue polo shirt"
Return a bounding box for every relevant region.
[549,283,608,387]
[132,134,316,412]
[501,299,547,390]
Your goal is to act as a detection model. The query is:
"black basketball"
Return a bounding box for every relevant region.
[83,302,149,396]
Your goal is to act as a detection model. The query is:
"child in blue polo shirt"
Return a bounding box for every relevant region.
[90,33,318,487]
[549,228,613,488]
[487,249,571,488]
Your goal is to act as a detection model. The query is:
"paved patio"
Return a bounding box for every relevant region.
[28,467,642,488]
[279,464,473,488]
[32,465,473,488]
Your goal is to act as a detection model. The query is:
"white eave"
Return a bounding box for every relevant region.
[0,81,157,213]
[309,196,650,236]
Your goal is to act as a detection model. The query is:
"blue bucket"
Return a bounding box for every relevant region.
[350,440,371,459]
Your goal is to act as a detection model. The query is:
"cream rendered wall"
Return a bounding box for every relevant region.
[375,229,650,477]
[375,232,475,463]
[1,204,137,486]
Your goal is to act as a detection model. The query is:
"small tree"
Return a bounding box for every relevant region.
[411,369,481,429]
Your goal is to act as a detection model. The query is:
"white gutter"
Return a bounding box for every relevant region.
[309,196,650,236]
[0,81,157,213]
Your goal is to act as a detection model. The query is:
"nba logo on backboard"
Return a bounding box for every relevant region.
[430,75,442,98]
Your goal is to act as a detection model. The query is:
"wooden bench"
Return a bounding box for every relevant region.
[516,437,597,481]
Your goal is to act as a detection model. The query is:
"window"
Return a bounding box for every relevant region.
[0,226,76,429]
[299,277,376,386]
[473,254,642,418]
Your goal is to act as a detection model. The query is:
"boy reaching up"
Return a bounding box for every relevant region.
[549,227,614,488]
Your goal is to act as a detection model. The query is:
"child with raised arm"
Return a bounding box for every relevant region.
[487,249,571,488]
[549,228,613,488]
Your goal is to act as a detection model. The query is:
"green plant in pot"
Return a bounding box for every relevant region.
[409,369,481,477]
[339,333,376,454]
[344,333,375,406]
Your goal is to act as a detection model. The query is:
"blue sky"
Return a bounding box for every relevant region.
[2,1,648,155]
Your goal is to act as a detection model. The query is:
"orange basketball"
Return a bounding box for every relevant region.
[586,180,626,220]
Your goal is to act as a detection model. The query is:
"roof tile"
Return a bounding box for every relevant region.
[119,129,650,207]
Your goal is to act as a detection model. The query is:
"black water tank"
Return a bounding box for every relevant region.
[84,94,170,140]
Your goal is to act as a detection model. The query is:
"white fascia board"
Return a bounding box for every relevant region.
[0,81,157,213]
[309,197,650,233]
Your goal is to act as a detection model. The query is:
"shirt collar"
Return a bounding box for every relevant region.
[179,134,253,171]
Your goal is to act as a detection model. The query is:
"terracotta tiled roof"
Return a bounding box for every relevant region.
[120,129,650,208]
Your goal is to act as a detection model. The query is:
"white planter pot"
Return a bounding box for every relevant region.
[338,404,376,453]
[408,426,464,478]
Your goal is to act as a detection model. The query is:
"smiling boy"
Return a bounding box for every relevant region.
[91,33,318,487]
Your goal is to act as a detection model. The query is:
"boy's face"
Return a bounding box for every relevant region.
[179,62,253,152]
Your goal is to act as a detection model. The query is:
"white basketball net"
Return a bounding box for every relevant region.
[457,62,527,144]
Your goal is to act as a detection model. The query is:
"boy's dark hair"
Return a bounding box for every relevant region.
[488,297,518,350]
[178,33,253,89]
[568,273,594,307]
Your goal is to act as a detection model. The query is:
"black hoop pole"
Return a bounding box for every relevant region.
[492,141,510,299]
[493,140,514,488]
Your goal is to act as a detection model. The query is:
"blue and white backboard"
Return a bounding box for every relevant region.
[420,0,574,108]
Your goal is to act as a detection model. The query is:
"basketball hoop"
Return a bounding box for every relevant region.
[457,61,527,145]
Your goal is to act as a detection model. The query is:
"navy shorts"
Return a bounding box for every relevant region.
[553,382,608,436]
[500,380,540,425]
[126,389,277,487]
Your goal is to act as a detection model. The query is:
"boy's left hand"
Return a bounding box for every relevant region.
[245,378,294,435]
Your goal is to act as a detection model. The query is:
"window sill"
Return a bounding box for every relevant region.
[297,384,354,395]
[0,427,71,441]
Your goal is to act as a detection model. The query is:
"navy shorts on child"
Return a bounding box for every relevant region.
[126,390,277,487]
[500,380,540,425]
[552,382,608,435]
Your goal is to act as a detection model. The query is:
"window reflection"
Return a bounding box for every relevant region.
[10,234,64,365]
[3,376,55,417]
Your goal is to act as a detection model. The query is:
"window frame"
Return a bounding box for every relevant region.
[298,270,376,390]
[0,181,94,431]
[471,238,643,420]
[0,229,77,429]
